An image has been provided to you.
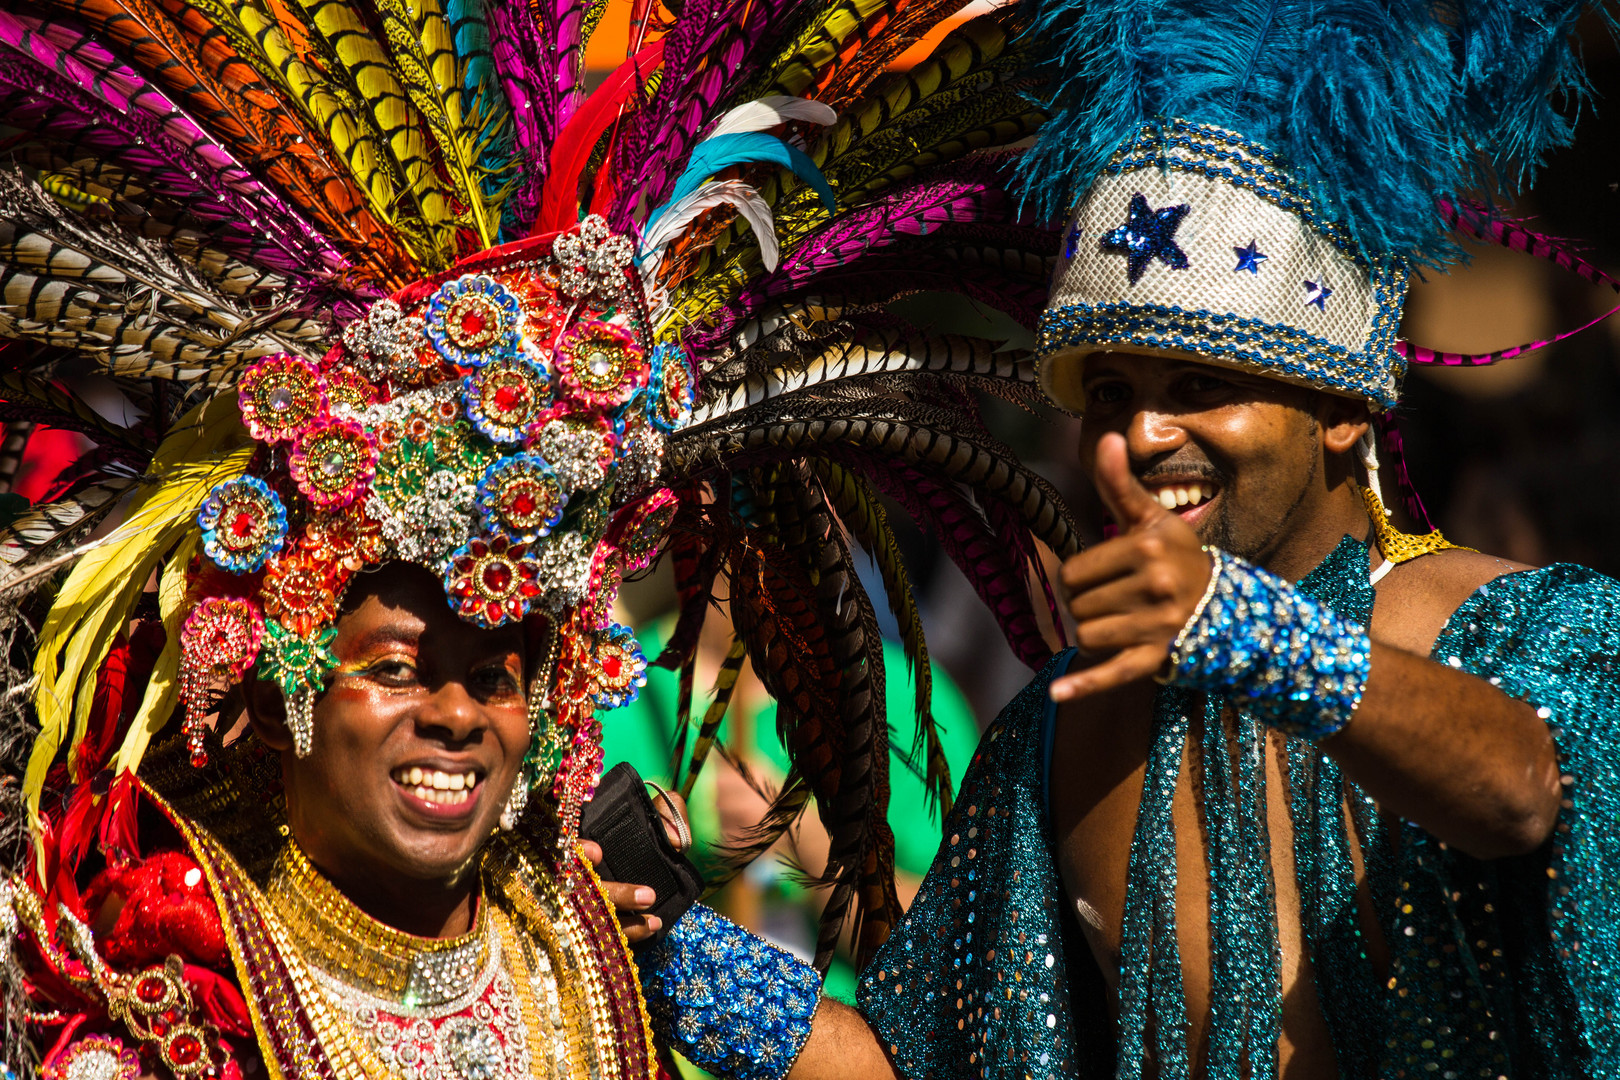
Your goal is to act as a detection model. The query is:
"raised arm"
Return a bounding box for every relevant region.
[1050,434,1561,860]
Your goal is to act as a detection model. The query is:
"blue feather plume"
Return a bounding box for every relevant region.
[1016,0,1608,267]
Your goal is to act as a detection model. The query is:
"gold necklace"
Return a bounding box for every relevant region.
[1358,482,1468,566]
[266,841,490,1008]
[264,840,571,1080]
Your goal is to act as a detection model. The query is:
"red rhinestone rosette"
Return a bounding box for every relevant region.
[238,355,326,443]
[300,503,386,571]
[477,454,565,541]
[260,548,345,636]
[288,417,376,510]
[443,534,542,628]
[322,366,380,413]
[554,319,646,409]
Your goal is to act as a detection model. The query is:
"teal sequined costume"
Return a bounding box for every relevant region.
[858,537,1620,1077]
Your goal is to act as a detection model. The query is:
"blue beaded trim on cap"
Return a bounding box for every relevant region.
[1049,118,1410,409]
[638,904,822,1080]
[1166,550,1372,740]
[1037,293,1403,409]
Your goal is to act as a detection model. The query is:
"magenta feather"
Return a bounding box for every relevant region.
[868,464,1054,670]
[608,0,810,231]
[0,19,340,276]
[1398,201,1620,368]
[689,163,1027,349]
[482,0,553,229]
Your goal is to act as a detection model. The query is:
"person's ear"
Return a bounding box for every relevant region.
[241,675,294,752]
[1317,395,1371,457]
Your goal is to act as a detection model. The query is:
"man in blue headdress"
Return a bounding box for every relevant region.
[827,2,1620,1076]
[618,3,1620,1076]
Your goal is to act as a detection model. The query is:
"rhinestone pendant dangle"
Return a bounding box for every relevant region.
[499,765,530,832]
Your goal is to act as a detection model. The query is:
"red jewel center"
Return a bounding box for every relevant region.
[601,653,623,680]
[492,382,526,415]
[510,491,537,516]
[461,310,486,337]
[135,976,167,1003]
[229,509,258,540]
[481,559,514,596]
[167,1033,203,1066]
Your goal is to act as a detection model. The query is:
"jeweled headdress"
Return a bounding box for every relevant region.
[1022,0,1616,420]
[0,0,1076,991]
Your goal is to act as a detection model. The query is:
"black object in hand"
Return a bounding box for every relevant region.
[579,762,705,945]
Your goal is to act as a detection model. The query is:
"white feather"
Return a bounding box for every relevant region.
[640,180,781,272]
[706,96,838,141]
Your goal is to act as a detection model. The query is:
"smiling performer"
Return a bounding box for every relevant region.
[844,0,1620,1078]
[0,1,1077,1078]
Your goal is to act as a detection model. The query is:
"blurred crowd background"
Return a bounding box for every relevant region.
[3,3,1618,1024]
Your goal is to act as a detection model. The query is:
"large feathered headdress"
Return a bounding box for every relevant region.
[0,0,1074,978]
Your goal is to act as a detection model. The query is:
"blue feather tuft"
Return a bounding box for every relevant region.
[1016,0,1610,267]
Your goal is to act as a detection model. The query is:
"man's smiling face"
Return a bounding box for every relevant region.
[266,562,532,890]
[1075,351,1338,563]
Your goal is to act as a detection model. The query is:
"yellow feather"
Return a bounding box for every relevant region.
[112,533,198,779]
[371,0,499,249]
[296,0,467,258]
[25,394,251,838]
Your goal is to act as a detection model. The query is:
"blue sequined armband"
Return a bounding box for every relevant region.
[637,904,822,1080]
[1166,549,1371,739]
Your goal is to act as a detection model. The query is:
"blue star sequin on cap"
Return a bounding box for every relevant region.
[1304,278,1333,310]
[1101,193,1191,284]
[1233,239,1267,274]
[1065,227,1081,259]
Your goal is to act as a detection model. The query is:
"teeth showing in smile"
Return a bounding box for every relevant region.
[390,767,480,807]
[1149,482,1215,510]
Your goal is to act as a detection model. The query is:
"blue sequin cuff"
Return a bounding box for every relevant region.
[1167,549,1372,739]
[637,904,822,1080]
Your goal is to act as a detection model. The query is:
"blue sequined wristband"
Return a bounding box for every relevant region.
[1166,549,1372,740]
[638,904,822,1080]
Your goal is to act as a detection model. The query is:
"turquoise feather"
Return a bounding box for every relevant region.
[646,132,836,234]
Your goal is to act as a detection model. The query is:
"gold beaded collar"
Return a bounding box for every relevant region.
[265,839,491,1008]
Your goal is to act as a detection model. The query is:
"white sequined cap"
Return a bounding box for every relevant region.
[1037,120,1408,413]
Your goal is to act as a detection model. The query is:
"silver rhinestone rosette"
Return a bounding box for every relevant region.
[341,299,430,382]
[533,419,611,493]
[552,214,634,299]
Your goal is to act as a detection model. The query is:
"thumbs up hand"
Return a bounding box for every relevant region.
[1049,433,1215,703]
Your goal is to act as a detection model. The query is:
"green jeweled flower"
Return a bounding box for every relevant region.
[258,619,339,696]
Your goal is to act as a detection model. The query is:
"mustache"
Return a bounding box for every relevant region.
[1135,454,1229,487]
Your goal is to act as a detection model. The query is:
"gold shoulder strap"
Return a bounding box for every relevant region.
[1359,483,1470,566]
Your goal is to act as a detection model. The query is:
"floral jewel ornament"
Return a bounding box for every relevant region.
[179,598,265,766]
[197,477,286,574]
[585,624,647,709]
[177,219,676,856]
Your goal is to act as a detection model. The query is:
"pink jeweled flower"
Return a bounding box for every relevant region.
[238,354,326,444]
[289,417,377,510]
[553,319,646,410]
